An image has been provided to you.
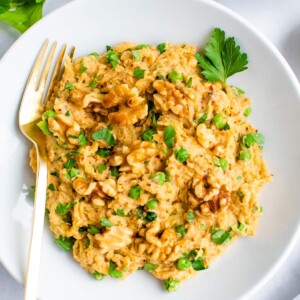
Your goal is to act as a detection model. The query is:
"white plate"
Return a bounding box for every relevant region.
[0,0,300,299]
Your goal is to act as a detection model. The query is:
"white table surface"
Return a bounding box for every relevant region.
[0,0,299,299]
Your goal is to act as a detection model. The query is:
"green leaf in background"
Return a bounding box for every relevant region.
[0,0,46,33]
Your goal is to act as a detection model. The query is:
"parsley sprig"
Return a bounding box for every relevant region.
[195,28,248,83]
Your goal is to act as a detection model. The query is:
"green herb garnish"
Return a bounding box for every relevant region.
[87,225,100,235]
[157,43,166,53]
[186,77,193,88]
[187,212,195,222]
[192,258,207,271]
[164,125,176,148]
[56,202,76,215]
[144,263,158,271]
[144,211,157,222]
[97,148,112,158]
[176,225,187,237]
[0,0,46,33]
[243,133,265,148]
[168,70,183,83]
[134,68,146,79]
[109,261,123,279]
[100,218,113,227]
[63,82,75,91]
[131,49,141,61]
[198,113,207,124]
[92,128,116,146]
[55,236,75,251]
[116,209,125,217]
[211,228,231,244]
[142,128,156,142]
[110,166,120,178]
[97,164,107,173]
[92,271,105,280]
[129,185,143,199]
[106,51,119,68]
[195,28,248,83]
[212,157,228,171]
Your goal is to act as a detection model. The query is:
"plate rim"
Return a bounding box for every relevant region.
[0,0,300,299]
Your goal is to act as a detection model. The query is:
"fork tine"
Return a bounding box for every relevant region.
[37,41,57,94]
[43,44,67,106]
[28,39,49,87]
[69,46,76,60]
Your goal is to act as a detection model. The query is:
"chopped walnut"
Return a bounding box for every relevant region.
[108,103,148,125]
[153,80,188,117]
[102,84,144,108]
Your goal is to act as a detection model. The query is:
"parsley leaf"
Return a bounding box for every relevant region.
[100,217,113,227]
[129,185,143,199]
[56,202,76,215]
[164,125,176,148]
[131,49,141,61]
[92,127,116,146]
[134,68,146,79]
[211,228,232,244]
[0,0,45,33]
[55,236,75,251]
[106,51,119,69]
[109,261,122,279]
[144,263,158,271]
[195,28,248,83]
[142,128,156,142]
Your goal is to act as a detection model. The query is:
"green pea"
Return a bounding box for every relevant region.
[212,113,226,129]
[147,199,158,210]
[176,257,192,270]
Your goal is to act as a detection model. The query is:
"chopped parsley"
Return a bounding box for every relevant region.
[56,202,76,215]
[134,68,146,79]
[142,128,156,142]
[198,113,208,124]
[97,164,107,173]
[157,43,166,53]
[106,51,119,69]
[55,236,75,251]
[168,70,183,83]
[131,49,141,61]
[211,228,232,244]
[144,263,158,271]
[97,148,112,158]
[110,166,120,178]
[186,77,193,88]
[212,157,228,171]
[176,225,187,237]
[129,185,143,199]
[164,125,176,148]
[92,127,116,146]
[109,261,122,279]
[100,218,113,227]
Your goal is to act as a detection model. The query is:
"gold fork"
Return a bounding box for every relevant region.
[19,40,75,300]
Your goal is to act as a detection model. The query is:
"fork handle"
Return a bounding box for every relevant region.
[24,154,48,300]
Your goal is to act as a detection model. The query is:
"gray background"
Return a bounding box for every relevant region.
[0,0,299,299]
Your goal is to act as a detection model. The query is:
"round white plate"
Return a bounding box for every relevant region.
[0,0,300,299]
